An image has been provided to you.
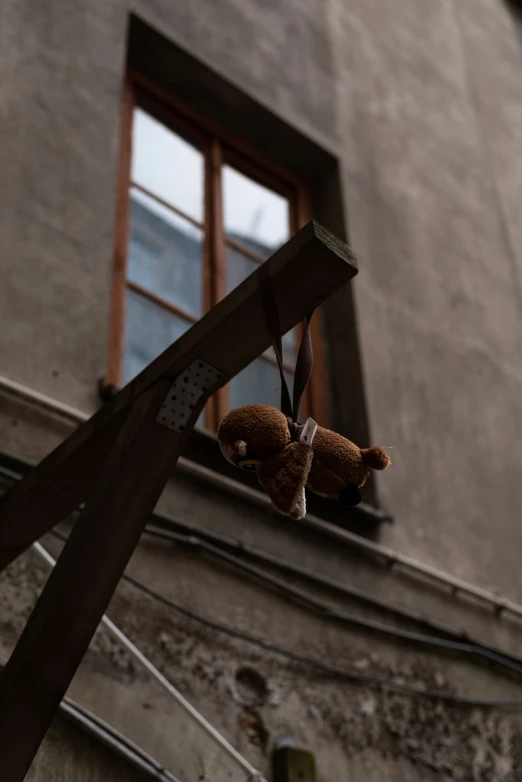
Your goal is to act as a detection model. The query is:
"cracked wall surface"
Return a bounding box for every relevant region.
[3,531,522,781]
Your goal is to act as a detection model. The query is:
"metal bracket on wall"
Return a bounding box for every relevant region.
[156,359,223,432]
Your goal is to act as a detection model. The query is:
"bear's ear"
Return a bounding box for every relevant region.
[258,442,313,520]
[360,446,391,471]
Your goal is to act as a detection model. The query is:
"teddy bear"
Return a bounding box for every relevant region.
[218,403,390,520]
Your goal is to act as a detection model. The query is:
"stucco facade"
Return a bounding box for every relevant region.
[2,0,522,779]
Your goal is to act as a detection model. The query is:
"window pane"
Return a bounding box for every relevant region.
[229,358,294,411]
[223,165,290,259]
[122,288,192,385]
[128,188,203,317]
[131,108,204,222]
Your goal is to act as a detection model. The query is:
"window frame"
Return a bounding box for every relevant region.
[107,71,329,431]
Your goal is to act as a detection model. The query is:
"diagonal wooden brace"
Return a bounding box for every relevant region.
[0,222,357,780]
[0,222,356,572]
[0,379,197,780]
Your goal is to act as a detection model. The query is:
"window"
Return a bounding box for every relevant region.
[108,73,327,431]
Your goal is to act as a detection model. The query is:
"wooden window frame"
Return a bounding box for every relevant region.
[107,71,329,430]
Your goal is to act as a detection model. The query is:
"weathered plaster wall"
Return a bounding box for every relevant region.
[328,0,522,592]
[0,0,126,411]
[3,0,522,779]
[3,534,522,781]
[2,0,522,589]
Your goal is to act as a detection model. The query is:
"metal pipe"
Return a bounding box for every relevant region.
[0,372,520,623]
[40,519,522,682]
[33,542,266,782]
[140,525,522,674]
[0,661,181,781]
[59,699,181,782]
[173,457,522,621]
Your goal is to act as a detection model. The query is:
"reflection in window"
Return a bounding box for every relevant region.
[132,109,204,222]
[123,110,200,391]
[128,189,203,317]
[229,359,294,412]
[223,165,290,259]
[123,289,191,385]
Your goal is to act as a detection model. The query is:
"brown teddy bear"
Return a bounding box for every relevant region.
[218,403,390,520]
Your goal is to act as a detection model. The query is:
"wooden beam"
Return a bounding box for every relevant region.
[0,221,357,572]
[0,379,193,780]
[0,221,356,781]
[0,410,129,571]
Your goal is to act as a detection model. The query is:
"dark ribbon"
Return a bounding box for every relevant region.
[258,266,314,438]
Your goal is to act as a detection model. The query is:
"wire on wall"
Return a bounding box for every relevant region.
[39,536,522,712]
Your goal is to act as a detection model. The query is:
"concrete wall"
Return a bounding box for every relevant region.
[3,500,522,782]
[2,0,522,780]
[335,0,522,591]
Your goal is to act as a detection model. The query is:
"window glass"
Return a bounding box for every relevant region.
[122,289,192,385]
[132,108,204,222]
[223,164,290,258]
[229,358,294,411]
[128,188,203,317]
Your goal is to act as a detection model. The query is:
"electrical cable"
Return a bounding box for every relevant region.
[60,698,181,782]
[5,451,522,705]
[0,387,520,624]
[102,496,522,677]
[0,661,181,782]
[142,526,522,677]
[2,464,513,675]
[1,452,520,626]
[117,567,522,711]
[43,530,522,710]
[48,525,522,682]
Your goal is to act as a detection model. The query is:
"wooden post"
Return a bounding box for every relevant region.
[0,222,357,780]
[0,380,190,780]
